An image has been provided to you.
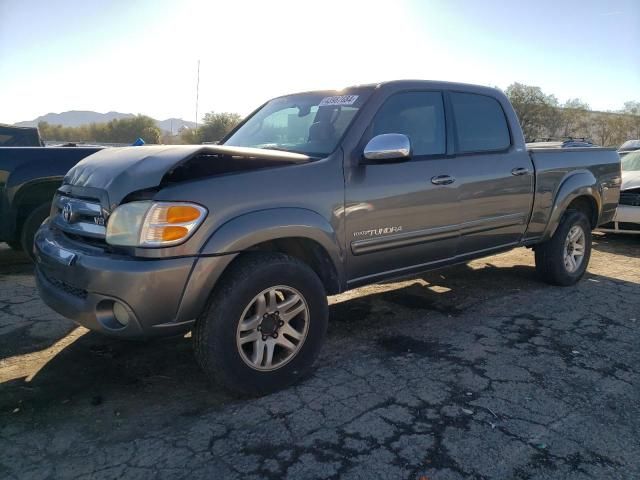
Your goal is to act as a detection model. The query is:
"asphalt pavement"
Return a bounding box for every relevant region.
[1,234,639,479]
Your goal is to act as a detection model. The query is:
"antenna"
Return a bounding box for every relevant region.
[195,59,200,136]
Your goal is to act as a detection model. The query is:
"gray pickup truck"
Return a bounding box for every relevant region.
[34,81,620,395]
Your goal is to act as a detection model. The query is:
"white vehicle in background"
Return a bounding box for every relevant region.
[618,140,640,159]
[601,151,640,234]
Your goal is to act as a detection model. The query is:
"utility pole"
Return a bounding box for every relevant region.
[195,59,200,136]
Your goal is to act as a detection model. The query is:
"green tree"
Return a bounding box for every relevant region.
[622,101,640,116]
[38,115,161,144]
[607,114,632,147]
[179,112,242,144]
[180,127,200,144]
[621,101,640,138]
[561,99,590,138]
[631,117,640,139]
[105,115,161,144]
[542,94,562,138]
[594,115,614,146]
[505,83,558,141]
[198,112,243,143]
[141,126,161,144]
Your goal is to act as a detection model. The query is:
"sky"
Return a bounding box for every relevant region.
[0,0,638,124]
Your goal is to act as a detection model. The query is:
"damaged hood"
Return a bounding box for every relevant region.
[621,171,640,191]
[64,145,312,206]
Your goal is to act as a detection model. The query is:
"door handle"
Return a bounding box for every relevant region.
[511,167,530,176]
[431,175,455,185]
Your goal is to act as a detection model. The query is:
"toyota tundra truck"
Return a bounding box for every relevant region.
[34,81,621,395]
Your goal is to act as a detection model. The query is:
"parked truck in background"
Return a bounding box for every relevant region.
[0,146,103,257]
[34,80,620,395]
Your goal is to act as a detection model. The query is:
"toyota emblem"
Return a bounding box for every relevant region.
[62,203,73,223]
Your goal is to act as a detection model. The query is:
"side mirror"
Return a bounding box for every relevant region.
[362,134,411,164]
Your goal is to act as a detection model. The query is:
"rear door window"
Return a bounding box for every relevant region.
[370,91,446,157]
[450,92,510,152]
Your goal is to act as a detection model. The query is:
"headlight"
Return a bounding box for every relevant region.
[106,201,207,247]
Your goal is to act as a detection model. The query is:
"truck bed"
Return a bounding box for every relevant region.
[524,147,621,241]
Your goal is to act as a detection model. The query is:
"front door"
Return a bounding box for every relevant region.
[344,91,460,285]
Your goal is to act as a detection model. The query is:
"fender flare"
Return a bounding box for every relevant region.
[11,177,61,207]
[175,208,344,322]
[202,208,343,278]
[2,178,61,240]
[542,170,602,241]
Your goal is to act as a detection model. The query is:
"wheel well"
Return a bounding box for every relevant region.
[8,183,56,240]
[566,196,597,229]
[14,183,56,222]
[244,237,341,295]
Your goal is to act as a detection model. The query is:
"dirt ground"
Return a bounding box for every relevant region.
[1,233,639,479]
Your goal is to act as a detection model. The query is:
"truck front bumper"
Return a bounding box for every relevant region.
[599,205,640,235]
[34,224,236,339]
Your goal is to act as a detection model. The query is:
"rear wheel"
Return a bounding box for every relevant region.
[193,252,328,396]
[20,203,51,262]
[535,210,592,286]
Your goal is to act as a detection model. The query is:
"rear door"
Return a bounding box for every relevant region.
[447,92,534,255]
[344,91,460,285]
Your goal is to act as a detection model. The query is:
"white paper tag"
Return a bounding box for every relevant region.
[319,95,359,107]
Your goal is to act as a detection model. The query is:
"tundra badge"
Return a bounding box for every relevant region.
[353,226,403,238]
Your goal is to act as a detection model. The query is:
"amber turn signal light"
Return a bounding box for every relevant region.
[166,205,202,223]
[161,226,189,241]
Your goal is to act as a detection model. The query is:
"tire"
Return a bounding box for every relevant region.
[193,252,328,396]
[20,203,51,262]
[535,210,592,286]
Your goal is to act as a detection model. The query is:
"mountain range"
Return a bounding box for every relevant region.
[15,111,197,133]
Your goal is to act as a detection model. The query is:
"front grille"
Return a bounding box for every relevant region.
[41,269,88,299]
[620,191,640,207]
[52,193,107,242]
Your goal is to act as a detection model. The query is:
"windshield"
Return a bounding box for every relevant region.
[622,151,640,171]
[223,89,372,157]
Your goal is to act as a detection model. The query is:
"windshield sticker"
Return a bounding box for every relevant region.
[319,95,359,107]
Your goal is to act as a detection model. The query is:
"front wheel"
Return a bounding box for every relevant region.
[535,210,592,286]
[193,252,328,396]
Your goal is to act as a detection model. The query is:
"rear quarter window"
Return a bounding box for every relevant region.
[450,92,510,153]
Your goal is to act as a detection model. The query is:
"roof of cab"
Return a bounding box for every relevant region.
[374,79,499,91]
[282,80,502,98]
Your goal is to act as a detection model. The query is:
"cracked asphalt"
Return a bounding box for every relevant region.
[1,233,639,479]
